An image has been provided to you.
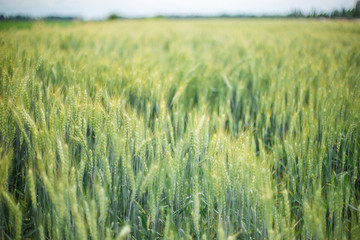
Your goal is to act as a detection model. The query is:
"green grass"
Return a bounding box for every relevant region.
[0,20,78,31]
[0,21,34,31]
[0,19,359,239]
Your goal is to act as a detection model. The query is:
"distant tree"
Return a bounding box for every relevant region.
[220,14,231,18]
[355,0,360,17]
[341,8,347,17]
[43,16,77,21]
[9,15,32,20]
[107,14,122,20]
[319,12,329,18]
[287,9,304,18]
[153,15,164,19]
[330,10,341,18]
[309,9,318,18]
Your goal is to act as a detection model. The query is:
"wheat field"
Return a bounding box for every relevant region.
[0,19,359,239]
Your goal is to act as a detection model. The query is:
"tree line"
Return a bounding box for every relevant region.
[287,1,360,18]
[1,1,360,21]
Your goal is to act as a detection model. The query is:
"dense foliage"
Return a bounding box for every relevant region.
[0,20,359,239]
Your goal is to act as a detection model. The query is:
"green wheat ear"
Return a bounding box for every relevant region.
[2,191,22,240]
[116,225,131,240]
[26,168,37,209]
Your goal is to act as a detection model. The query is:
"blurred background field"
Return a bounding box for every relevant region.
[0,19,359,239]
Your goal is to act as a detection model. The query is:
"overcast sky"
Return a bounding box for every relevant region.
[0,0,357,19]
